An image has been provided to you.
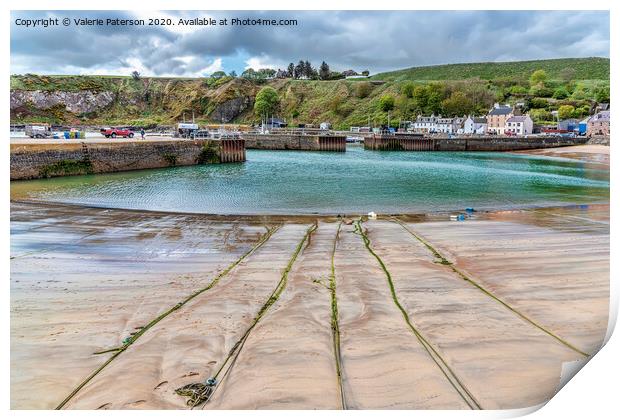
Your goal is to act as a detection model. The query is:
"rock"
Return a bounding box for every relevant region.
[10,90,115,114]
[210,96,253,123]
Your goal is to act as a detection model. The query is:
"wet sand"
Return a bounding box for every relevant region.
[10,200,609,410]
[514,144,609,166]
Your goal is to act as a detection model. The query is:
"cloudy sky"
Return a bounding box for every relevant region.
[11,10,610,77]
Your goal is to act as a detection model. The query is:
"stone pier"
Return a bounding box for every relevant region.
[10,138,246,180]
[365,134,436,151]
[364,134,589,151]
[243,134,346,151]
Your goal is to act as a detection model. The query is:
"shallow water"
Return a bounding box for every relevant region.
[10,146,609,215]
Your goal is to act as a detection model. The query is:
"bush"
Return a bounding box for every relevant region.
[401,82,416,98]
[378,95,395,112]
[552,87,569,100]
[529,84,553,97]
[356,82,373,98]
[508,85,527,96]
[595,86,610,103]
[527,97,549,109]
[558,104,576,120]
[529,108,553,123]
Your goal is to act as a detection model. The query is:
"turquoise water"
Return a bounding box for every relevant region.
[11,146,609,215]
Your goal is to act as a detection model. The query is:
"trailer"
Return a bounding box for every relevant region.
[175,123,200,138]
[25,124,53,139]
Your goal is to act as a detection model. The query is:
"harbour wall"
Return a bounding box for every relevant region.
[364,135,589,151]
[243,134,346,151]
[10,139,245,180]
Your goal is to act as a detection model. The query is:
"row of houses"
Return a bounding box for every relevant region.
[409,103,610,136]
[410,108,533,135]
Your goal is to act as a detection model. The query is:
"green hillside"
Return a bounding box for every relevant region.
[10,57,610,129]
[373,57,610,82]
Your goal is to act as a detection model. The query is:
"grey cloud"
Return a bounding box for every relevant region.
[11,10,610,76]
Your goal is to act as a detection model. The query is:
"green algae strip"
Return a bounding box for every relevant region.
[354,220,481,410]
[178,223,318,408]
[392,218,590,358]
[55,225,280,410]
[329,222,346,409]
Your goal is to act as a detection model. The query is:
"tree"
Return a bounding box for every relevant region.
[242,68,257,79]
[441,91,474,116]
[529,69,548,86]
[319,61,330,80]
[361,70,370,76]
[131,70,141,81]
[257,68,276,79]
[211,71,226,79]
[294,60,305,79]
[558,104,576,120]
[254,86,280,117]
[303,60,314,78]
[229,70,237,78]
[287,63,295,78]
[401,82,416,98]
[412,85,429,110]
[378,95,395,112]
[425,83,445,114]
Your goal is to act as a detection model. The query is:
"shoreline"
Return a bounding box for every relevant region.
[10,198,611,223]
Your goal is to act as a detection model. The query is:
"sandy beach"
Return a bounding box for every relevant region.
[10,196,609,409]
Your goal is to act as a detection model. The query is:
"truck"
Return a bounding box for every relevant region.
[25,124,53,139]
[100,127,134,138]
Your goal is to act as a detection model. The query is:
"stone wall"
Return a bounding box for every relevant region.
[10,139,245,180]
[587,136,610,146]
[364,135,588,151]
[243,134,345,151]
[438,136,589,151]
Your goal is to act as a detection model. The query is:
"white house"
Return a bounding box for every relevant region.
[461,116,488,134]
[505,115,533,135]
[436,117,456,134]
[412,115,469,134]
[412,115,438,133]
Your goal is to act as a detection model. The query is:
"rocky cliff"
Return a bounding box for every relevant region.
[10,75,261,127]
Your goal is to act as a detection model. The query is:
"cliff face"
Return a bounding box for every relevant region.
[9,74,396,129]
[10,75,260,127]
[11,90,116,115]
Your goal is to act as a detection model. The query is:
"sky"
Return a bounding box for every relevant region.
[10,10,610,77]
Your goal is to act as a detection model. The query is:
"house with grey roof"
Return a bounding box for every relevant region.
[505,115,533,135]
[486,103,514,135]
[412,114,438,133]
[461,116,488,135]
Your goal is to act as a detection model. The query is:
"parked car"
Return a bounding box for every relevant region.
[100,127,134,138]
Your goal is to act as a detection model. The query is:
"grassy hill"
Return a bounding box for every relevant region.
[10,57,609,129]
[373,57,610,82]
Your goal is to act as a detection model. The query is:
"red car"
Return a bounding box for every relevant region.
[100,127,134,138]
